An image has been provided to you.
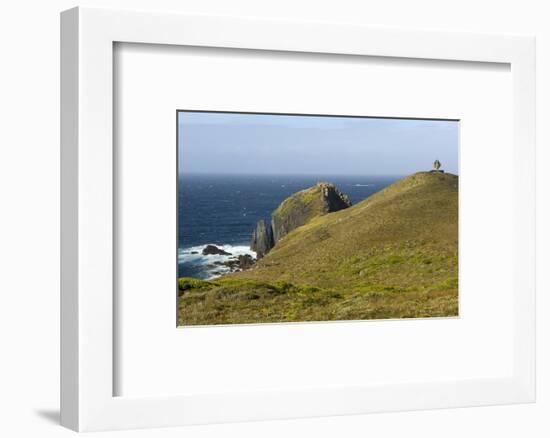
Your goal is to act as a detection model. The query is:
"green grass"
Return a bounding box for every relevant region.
[271,184,325,224]
[178,172,459,325]
[178,277,458,325]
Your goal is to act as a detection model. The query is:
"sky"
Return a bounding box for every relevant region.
[178,111,459,176]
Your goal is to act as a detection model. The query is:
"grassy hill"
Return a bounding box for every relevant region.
[178,172,459,325]
[271,181,351,243]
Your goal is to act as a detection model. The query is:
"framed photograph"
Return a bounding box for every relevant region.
[61,7,536,432]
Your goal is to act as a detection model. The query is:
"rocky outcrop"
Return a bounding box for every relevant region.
[251,219,274,259]
[202,245,232,256]
[250,182,352,258]
[318,182,352,213]
[218,254,256,271]
[236,254,255,270]
[271,182,351,243]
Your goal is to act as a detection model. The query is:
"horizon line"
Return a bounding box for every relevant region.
[177,171,458,177]
[178,172,408,178]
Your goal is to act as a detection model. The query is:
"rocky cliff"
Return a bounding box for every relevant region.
[250,219,274,258]
[250,182,352,258]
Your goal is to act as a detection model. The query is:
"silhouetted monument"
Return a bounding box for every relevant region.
[430,159,444,173]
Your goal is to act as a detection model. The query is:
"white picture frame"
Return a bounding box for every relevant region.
[60,6,536,432]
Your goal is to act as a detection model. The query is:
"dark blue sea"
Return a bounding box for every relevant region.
[178,174,401,279]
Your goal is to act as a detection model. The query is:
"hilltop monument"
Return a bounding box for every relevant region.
[431,159,444,173]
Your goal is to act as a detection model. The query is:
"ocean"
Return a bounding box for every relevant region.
[178,174,400,279]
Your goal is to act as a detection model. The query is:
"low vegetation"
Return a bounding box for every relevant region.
[178,172,459,325]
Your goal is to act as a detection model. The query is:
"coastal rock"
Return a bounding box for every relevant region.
[237,254,255,270]
[221,254,256,271]
[249,182,352,258]
[202,244,232,256]
[318,182,352,213]
[251,219,274,259]
[271,182,352,243]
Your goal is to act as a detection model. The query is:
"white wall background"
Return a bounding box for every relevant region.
[0,0,547,437]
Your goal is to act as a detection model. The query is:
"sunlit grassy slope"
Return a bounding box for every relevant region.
[178,172,459,325]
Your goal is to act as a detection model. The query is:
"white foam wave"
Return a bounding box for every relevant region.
[178,244,256,280]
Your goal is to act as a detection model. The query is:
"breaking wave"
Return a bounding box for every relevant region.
[178,244,256,280]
